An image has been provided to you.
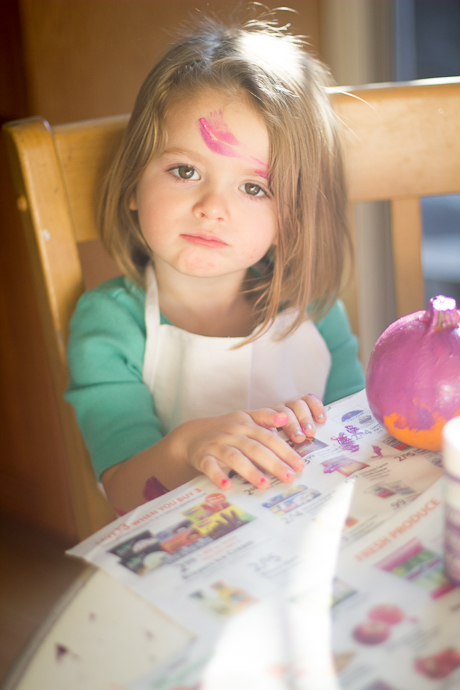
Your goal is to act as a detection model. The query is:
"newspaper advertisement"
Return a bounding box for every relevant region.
[68,389,454,688]
[131,479,460,690]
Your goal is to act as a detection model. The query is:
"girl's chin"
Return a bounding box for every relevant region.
[172,257,245,279]
[154,252,251,280]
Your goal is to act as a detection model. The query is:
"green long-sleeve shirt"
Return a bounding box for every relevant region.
[65,276,365,479]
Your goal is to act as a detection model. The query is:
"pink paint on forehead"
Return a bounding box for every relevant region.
[207,110,239,144]
[198,110,240,157]
[198,111,269,177]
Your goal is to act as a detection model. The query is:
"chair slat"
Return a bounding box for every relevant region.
[331,79,460,201]
[3,117,85,363]
[54,115,128,242]
[391,197,425,318]
[3,117,116,539]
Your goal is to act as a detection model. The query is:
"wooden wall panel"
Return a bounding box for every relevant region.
[19,0,321,124]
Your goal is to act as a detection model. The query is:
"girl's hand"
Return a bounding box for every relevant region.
[271,393,326,445]
[179,409,305,491]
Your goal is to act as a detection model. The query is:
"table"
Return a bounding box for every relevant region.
[4,391,460,690]
[2,566,192,690]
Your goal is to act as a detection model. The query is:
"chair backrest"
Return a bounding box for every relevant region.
[332,77,460,338]
[4,78,460,539]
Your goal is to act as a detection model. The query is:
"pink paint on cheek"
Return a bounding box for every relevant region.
[143,476,169,501]
[254,169,268,179]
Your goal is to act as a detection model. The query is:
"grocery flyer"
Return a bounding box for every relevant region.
[67,390,454,689]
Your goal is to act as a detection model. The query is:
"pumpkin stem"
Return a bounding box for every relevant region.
[423,295,460,333]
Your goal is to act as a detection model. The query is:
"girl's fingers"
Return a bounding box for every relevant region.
[248,426,304,473]
[247,407,289,429]
[200,455,233,490]
[274,403,311,442]
[188,410,308,491]
[278,394,327,443]
[303,394,326,424]
[199,431,301,489]
[237,435,301,481]
[201,449,272,489]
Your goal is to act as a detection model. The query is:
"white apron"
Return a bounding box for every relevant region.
[142,265,331,434]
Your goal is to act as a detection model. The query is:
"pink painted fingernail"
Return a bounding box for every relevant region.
[285,471,294,481]
[259,476,269,486]
[221,477,230,488]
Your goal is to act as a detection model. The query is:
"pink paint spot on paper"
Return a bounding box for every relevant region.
[143,476,169,501]
[345,424,364,440]
[331,432,360,453]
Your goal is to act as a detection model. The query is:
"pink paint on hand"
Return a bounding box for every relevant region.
[143,475,169,501]
[273,413,288,426]
[221,477,231,488]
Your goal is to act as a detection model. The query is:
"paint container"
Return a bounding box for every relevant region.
[442,416,460,585]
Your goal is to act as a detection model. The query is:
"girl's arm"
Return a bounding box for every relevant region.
[66,281,328,514]
[101,402,325,514]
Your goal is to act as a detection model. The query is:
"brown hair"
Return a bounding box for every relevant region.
[100,16,350,340]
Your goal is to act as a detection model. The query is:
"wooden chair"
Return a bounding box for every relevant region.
[3,78,460,540]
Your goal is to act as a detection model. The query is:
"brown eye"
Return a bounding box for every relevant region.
[177,165,198,179]
[241,182,265,197]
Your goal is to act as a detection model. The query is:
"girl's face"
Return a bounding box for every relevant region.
[130,90,277,281]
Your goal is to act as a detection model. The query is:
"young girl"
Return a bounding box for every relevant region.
[65,18,364,515]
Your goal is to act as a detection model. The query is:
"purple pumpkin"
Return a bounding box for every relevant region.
[366,295,460,451]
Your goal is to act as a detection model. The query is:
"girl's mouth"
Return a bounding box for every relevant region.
[180,234,228,248]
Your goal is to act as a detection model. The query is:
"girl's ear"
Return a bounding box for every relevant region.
[129,191,138,210]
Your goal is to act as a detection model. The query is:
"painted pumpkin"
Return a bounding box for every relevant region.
[366,295,460,451]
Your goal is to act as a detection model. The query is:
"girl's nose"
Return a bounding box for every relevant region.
[193,190,229,222]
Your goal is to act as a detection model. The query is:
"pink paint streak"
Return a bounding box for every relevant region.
[143,476,169,501]
[199,111,240,157]
[250,156,269,179]
[198,112,269,180]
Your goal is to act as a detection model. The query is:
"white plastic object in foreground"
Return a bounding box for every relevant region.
[442,416,460,585]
